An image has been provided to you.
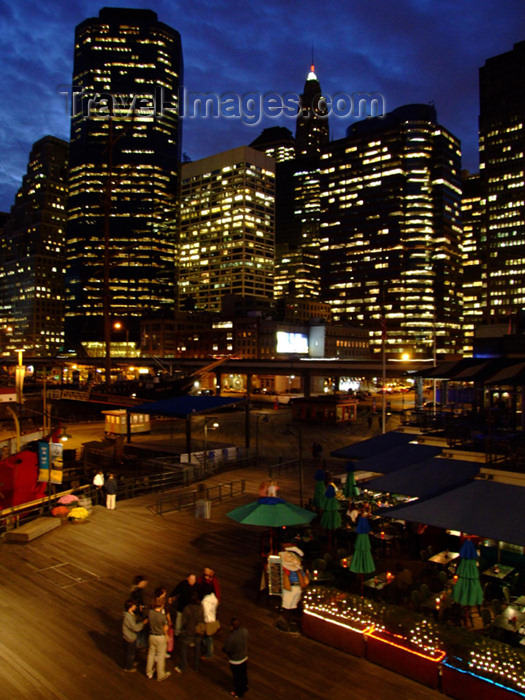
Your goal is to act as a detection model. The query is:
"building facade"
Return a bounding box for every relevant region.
[0,136,68,356]
[66,8,183,347]
[479,40,525,325]
[251,66,328,302]
[178,146,275,312]
[295,64,330,159]
[461,172,485,356]
[320,104,463,360]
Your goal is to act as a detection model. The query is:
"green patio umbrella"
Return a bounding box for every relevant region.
[312,468,326,509]
[453,539,484,607]
[227,497,317,555]
[320,484,342,531]
[350,516,375,594]
[343,466,360,499]
[227,497,317,528]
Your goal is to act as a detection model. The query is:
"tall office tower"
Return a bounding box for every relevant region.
[178,146,275,312]
[251,126,321,299]
[265,66,329,301]
[249,126,296,163]
[320,104,463,360]
[479,41,525,324]
[461,172,485,355]
[0,136,68,356]
[295,64,329,158]
[66,8,182,348]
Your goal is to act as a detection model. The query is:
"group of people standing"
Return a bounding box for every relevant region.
[92,470,117,510]
[121,568,249,698]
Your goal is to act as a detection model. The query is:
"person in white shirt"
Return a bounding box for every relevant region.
[93,470,104,504]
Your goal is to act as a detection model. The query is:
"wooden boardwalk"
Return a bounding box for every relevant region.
[0,464,443,700]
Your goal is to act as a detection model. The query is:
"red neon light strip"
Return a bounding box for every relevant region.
[365,630,446,662]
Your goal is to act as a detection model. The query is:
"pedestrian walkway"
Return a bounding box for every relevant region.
[0,464,441,700]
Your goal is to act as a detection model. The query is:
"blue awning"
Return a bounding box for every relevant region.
[330,431,417,460]
[356,444,442,474]
[366,457,479,498]
[381,480,525,547]
[128,395,246,417]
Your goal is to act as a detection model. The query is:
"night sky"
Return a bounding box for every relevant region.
[0,0,524,212]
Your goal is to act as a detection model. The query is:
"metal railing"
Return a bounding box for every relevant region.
[268,458,300,479]
[0,484,91,536]
[151,479,246,516]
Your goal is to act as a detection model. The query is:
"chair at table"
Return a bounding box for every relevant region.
[480,607,492,633]
[420,583,431,601]
[502,586,511,605]
[438,570,449,587]
[410,589,421,611]
[508,571,520,596]
[420,549,429,562]
[491,598,502,617]
[427,545,434,557]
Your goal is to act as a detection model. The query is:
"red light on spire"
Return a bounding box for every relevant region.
[310,64,315,72]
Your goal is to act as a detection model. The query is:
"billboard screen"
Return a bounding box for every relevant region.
[276,331,308,354]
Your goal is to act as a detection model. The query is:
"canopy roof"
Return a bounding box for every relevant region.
[129,395,245,417]
[366,457,479,498]
[356,444,442,474]
[330,431,417,460]
[415,357,525,384]
[382,480,525,547]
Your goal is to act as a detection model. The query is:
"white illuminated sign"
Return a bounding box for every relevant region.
[276,332,309,354]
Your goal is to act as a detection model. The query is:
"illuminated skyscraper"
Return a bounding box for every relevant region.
[178,146,275,312]
[320,104,463,359]
[249,126,296,163]
[461,172,485,355]
[0,136,68,356]
[252,66,328,301]
[479,40,525,324]
[66,8,182,347]
[295,64,329,158]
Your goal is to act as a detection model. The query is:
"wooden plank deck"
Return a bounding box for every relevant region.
[0,464,442,700]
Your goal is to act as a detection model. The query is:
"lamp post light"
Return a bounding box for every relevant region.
[203,416,219,476]
[282,423,304,507]
[113,320,129,344]
[254,412,269,464]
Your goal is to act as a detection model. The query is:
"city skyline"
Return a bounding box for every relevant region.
[1,0,524,212]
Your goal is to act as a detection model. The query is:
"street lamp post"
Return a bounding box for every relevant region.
[282,423,304,507]
[113,321,129,344]
[203,416,219,476]
[254,412,269,464]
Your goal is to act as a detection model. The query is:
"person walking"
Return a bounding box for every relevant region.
[105,473,117,510]
[223,617,249,699]
[122,599,148,672]
[176,590,204,673]
[145,595,171,681]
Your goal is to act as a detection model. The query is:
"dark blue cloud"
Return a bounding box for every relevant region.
[0,0,524,210]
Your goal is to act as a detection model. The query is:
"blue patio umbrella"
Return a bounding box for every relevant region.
[350,517,375,594]
[453,538,484,607]
[312,468,326,509]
